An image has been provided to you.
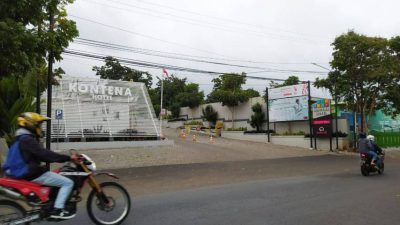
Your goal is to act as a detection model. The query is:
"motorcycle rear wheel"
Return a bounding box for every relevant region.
[378,162,385,174]
[361,165,369,176]
[87,182,131,225]
[0,199,28,225]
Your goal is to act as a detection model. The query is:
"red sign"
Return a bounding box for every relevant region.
[312,120,331,125]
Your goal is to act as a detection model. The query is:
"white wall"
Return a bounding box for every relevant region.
[180,97,350,135]
[221,132,350,151]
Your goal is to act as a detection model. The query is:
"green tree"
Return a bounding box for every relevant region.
[155,75,186,110]
[0,77,35,142]
[202,105,218,127]
[314,31,400,132]
[0,0,78,78]
[269,75,300,88]
[0,0,77,139]
[175,83,204,109]
[379,36,400,117]
[154,75,204,118]
[207,73,256,128]
[250,103,265,132]
[170,102,181,119]
[93,56,152,88]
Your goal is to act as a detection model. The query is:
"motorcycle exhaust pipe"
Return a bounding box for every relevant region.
[0,186,25,200]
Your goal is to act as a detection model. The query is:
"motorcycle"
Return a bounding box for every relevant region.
[360,150,385,176]
[0,150,131,225]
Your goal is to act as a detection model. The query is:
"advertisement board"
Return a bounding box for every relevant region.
[269,96,309,122]
[312,98,331,119]
[268,83,309,100]
[312,115,332,138]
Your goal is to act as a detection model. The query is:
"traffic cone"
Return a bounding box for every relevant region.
[209,135,215,144]
[182,130,187,139]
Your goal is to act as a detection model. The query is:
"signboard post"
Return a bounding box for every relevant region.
[55,109,63,149]
[311,99,333,151]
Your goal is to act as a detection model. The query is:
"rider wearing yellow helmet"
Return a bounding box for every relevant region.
[10,112,77,219]
[17,112,50,137]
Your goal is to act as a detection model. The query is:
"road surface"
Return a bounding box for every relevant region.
[48,154,400,225]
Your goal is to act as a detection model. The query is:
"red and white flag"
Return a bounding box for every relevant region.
[162,68,169,78]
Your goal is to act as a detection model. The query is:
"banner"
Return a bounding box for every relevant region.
[269,83,309,100]
[269,96,309,122]
[312,98,331,119]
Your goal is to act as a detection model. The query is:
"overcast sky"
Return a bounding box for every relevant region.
[58,0,400,96]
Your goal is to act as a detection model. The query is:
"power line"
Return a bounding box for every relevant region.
[75,37,325,65]
[63,49,293,81]
[69,15,234,57]
[73,38,327,75]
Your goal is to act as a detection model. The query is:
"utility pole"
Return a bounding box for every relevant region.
[46,7,55,151]
[265,87,270,142]
[307,80,313,149]
[159,74,164,138]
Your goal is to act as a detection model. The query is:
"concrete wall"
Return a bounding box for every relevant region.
[221,131,269,142]
[221,131,349,151]
[271,136,349,151]
[166,121,185,129]
[181,97,267,130]
[180,97,349,135]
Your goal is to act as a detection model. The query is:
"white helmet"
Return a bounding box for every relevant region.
[367,135,375,142]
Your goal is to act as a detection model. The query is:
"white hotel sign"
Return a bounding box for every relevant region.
[68,83,136,101]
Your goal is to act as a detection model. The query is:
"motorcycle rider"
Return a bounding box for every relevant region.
[367,135,383,167]
[358,132,378,165]
[6,112,78,219]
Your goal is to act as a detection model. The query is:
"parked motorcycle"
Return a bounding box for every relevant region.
[0,150,131,225]
[360,150,385,176]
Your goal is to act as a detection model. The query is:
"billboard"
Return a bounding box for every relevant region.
[312,115,332,138]
[269,96,309,122]
[41,77,160,140]
[312,98,331,119]
[269,83,309,100]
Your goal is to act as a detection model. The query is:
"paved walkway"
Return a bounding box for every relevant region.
[64,128,328,170]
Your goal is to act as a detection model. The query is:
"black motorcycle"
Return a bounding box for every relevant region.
[360,150,385,176]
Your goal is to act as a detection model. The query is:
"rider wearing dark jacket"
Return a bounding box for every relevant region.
[11,112,76,220]
[16,128,71,181]
[358,133,373,153]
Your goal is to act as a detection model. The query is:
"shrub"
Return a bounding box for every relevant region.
[226,127,247,131]
[170,103,181,118]
[250,103,265,132]
[202,105,218,127]
[184,120,203,126]
[244,130,275,134]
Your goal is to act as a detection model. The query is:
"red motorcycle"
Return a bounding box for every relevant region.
[0,151,131,225]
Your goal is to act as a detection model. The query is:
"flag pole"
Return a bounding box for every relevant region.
[160,71,164,138]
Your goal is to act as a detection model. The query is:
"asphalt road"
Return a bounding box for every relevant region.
[49,154,400,225]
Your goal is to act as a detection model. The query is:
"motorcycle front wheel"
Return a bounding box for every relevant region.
[87,182,131,225]
[0,199,28,225]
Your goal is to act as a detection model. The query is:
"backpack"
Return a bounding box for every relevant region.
[2,135,29,178]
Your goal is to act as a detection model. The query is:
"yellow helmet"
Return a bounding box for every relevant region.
[17,112,50,137]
